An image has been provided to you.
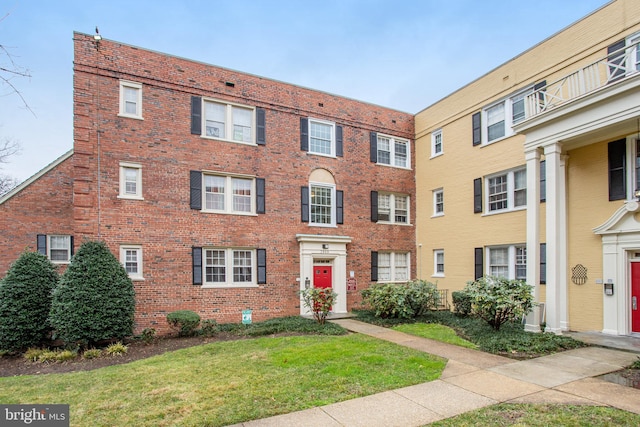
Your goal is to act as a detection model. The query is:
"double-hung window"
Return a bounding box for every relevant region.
[203,174,254,214]
[431,130,443,157]
[37,234,73,264]
[479,87,534,144]
[434,250,444,277]
[433,189,444,217]
[377,252,409,282]
[118,162,143,200]
[373,133,410,168]
[376,193,409,224]
[309,120,334,156]
[119,81,143,119]
[486,168,526,213]
[488,245,526,280]
[120,245,143,280]
[203,100,255,144]
[310,184,334,225]
[203,248,256,287]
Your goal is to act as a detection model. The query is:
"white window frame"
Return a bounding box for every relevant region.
[377,192,410,225]
[377,252,410,283]
[309,182,336,227]
[120,245,143,281]
[485,167,527,214]
[202,99,256,145]
[432,188,444,217]
[486,245,526,280]
[48,235,72,264]
[202,173,256,215]
[376,133,410,169]
[118,80,143,120]
[202,248,258,288]
[629,32,640,73]
[481,87,533,145]
[433,249,444,278]
[118,162,143,200]
[431,129,443,158]
[308,118,336,157]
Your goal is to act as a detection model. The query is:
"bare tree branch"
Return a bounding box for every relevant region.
[1,8,35,116]
[0,138,20,164]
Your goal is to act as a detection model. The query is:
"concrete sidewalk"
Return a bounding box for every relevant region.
[231,319,640,427]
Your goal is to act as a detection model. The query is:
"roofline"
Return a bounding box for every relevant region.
[0,149,74,205]
[73,32,413,116]
[415,0,615,115]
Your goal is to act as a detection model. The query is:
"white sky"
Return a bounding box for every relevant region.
[0,0,609,181]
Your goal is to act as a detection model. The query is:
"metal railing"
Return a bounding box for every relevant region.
[524,40,640,120]
[436,289,450,310]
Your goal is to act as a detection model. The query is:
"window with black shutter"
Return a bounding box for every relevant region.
[540,243,547,285]
[336,190,344,224]
[256,108,266,145]
[257,249,267,284]
[473,178,482,213]
[192,247,202,285]
[190,96,202,135]
[256,178,265,214]
[190,171,202,210]
[474,247,483,280]
[370,132,378,163]
[301,186,309,222]
[370,191,378,222]
[472,112,481,146]
[540,160,546,203]
[371,251,378,282]
[608,138,626,201]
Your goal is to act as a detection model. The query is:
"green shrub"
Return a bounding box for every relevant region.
[299,287,337,324]
[361,280,438,319]
[139,328,157,344]
[167,310,201,336]
[105,342,128,356]
[82,348,102,359]
[452,290,473,317]
[49,240,135,347]
[37,350,59,363]
[631,357,640,370]
[0,251,59,352]
[24,348,46,362]
[55,350,76,362]
[464,276,535,331]
[200,319,218,337]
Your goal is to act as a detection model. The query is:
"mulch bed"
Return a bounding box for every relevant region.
[0,333,244,377]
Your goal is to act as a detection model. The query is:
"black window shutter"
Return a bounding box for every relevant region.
[371,251,378,282]
[191,96,202,135]
[472,112,481,146]
[192,247,203,285]
[370,132,378,163]
[473,178,482,213]
[371,191,378,222]
[608,138,626,201]
[37,234,47,255]
[336,125,343,157]
[256,108,266,145]
[608,39,626,82]
[257,248,267,284]
[540,160,546,203]
[300,118,309,151]
[70,236,74,257]
[190,171,202,210]
[256,178,265,214]
[474,247,483,280]
[301,186,309,222]
[540,243,547,285]
[336,190,344,224]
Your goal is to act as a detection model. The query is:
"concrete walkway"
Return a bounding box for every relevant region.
[231,319,640,427]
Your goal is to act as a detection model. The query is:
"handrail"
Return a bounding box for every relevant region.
[524,40,640,120]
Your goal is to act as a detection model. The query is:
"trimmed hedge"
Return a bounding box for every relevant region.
[0,251,59,352]
[49,241,135,347]
[167,310,201,336]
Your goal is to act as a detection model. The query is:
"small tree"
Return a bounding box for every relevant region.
[300,287,337,324]
[49,240,135,347]
[0,251,58,352]
[464,276,535,331]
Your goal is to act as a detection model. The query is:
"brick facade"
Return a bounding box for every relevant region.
[0,33,416,334]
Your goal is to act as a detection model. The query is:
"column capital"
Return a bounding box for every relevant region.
[543,142,563,156]
[525,149,541,161]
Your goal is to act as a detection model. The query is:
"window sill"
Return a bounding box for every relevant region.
[376,221,412,226]
[309,223,338,228]
[117,113,144,120]
[129,276,145,282]
[118,195,144,201]
[431,213,444,218]
[480,133,514,147]
[201,284,260,289]
[51,260,71,265]
[432,274,445,278]
[430,152,443,159]
[481,206,526,217]
[201,135,257,147]
[375,162,411,171]
[306,152,337,159]
[201,210,258,217]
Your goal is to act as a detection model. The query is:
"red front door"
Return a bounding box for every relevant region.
[632,262,640,333]
[314,265,332,289]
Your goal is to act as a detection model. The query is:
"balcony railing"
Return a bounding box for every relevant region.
[524,40,640,120]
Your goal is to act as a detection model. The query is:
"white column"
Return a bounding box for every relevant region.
[525,149,541,332]
[544,143,565,334]
[559,154,569,331]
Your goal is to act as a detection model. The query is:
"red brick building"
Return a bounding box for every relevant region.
[0,33,416,333]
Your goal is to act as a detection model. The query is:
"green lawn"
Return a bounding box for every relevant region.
[392,323,478,349]
[0,334,445,427]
